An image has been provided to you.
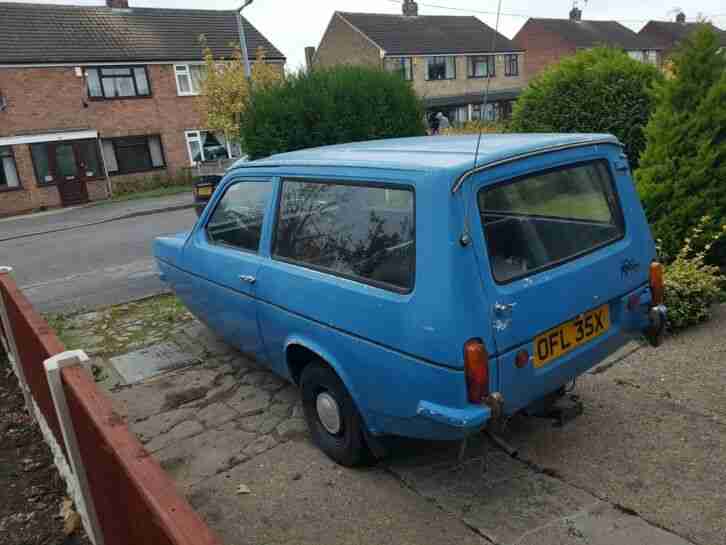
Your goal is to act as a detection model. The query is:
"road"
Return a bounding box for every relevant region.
[0,201,197,313]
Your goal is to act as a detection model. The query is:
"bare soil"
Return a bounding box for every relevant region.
[0,349,90,545]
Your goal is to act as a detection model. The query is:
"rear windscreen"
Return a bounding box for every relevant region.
[478,160,624,283]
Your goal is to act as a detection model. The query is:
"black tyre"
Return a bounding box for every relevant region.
[300,360,371,467]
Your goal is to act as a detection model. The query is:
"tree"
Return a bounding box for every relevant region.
[239,65,426,160]
[509,47,662,166]
[635,26,726,261]
[196,39,282,151]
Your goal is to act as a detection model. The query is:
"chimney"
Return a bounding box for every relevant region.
[402,0,419,17]
[305,46,316,72]
[675,11,686,24]
[569,7,582,21]
[107,0,129,8]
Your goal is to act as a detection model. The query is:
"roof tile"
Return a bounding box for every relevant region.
[338,12,521,55]
[0,2,285,65]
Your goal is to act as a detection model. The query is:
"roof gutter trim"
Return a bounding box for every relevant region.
[450,138,622,194]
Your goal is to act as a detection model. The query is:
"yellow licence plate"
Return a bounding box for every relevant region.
[197,186,213,198]
[533,305,610,368]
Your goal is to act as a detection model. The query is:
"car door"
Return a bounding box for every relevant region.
[182,178,274,360]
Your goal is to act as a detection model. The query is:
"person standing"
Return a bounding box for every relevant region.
[429,112,440,135]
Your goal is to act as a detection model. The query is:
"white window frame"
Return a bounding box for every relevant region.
[185,130,240,166]
[174,63,206,96]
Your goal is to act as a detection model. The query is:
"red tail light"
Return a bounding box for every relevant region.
[650,262,664,306]
[464,339,489,403]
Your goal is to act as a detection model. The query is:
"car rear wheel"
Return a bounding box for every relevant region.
[300,360,370,467]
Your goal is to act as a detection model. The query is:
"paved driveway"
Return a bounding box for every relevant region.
[57,302,726,545]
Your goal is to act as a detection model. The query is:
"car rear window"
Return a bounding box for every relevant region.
[478,160,624,283]
[273,180,415,292]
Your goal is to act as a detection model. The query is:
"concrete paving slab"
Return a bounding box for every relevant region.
[187,441,486,545]
[154,421,257,490]
[109,342,199,384]
[517,502,693,545]
[129,407,196,444]
[602,304,726,421]
[503,373,726,545]
[110,365,221,422]
[145,419,205,453]
[227,390,271,417]
[195,402,240,429]
[180,322,236,357]
[386,436,597,545]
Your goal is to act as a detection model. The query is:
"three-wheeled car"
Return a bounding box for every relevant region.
[155,134,666,465]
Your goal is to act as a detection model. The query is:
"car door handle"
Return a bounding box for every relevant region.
[239,275,256,284]
[494,302,516,314]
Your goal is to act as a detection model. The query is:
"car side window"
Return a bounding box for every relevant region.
[206,180,271,252]
[273,180,415,292]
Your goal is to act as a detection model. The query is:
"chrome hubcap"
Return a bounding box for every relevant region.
[316,392,342,435]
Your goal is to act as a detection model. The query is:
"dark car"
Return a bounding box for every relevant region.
[193,175,223,217]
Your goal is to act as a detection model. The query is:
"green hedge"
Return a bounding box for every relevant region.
[635,26,726,262]
[240,65,426,160]
[509,48,662,167]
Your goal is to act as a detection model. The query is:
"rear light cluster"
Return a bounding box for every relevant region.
[464,339,489,403]
[650,262,664,306]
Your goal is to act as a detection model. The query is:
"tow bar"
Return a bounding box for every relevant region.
[645,304,667,347]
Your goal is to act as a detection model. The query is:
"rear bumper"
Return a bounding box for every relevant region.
[368,400,491,441]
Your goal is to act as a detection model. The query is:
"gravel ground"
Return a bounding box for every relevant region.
[0,349,90,545]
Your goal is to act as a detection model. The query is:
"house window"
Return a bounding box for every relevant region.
[175,64,208,96]
[185,130,241,165]
[86,66,151,99]
[384,57,413,81]
[101,135,165,175]
[627,51,645,62]
[504,54,519,76]
[426,56,456,81]
[472,102,500,121]
[468,55,496,78]
[0,147,20,190]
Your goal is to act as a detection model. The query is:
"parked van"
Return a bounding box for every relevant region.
[154,135,666,466]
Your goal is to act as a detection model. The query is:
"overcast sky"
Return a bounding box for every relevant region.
[8,0,726,70]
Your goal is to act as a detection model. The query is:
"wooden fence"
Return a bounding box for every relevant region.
[0,268,222,545]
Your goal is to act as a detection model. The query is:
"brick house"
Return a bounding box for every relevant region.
[0,0,285,217]
[639,12,726,64]
[313,0,526,125]
[514,7,661,80]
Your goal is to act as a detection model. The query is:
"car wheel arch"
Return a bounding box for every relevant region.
[283,338,361,409]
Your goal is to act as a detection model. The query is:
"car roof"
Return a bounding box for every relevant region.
[231,134,621,178]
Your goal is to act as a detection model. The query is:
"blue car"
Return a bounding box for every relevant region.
[154,134,666,466]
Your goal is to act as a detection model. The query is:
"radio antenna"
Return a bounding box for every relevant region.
[473,0,503,168]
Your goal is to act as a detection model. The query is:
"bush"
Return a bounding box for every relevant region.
[509,48,662,166]
[441,120,507,135]
[240,65,426,160]
[635,26,726,262]
[110,170,193,197]
[663,217,726,331]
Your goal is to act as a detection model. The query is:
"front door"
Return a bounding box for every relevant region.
[50,140,105,207]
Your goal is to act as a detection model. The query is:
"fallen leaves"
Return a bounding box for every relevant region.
[60,498,81,536]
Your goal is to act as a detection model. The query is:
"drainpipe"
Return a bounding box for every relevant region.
[97,138,112,199]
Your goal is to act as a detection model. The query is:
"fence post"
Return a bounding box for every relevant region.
[0,266,35,421]
[45,350,105,545]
